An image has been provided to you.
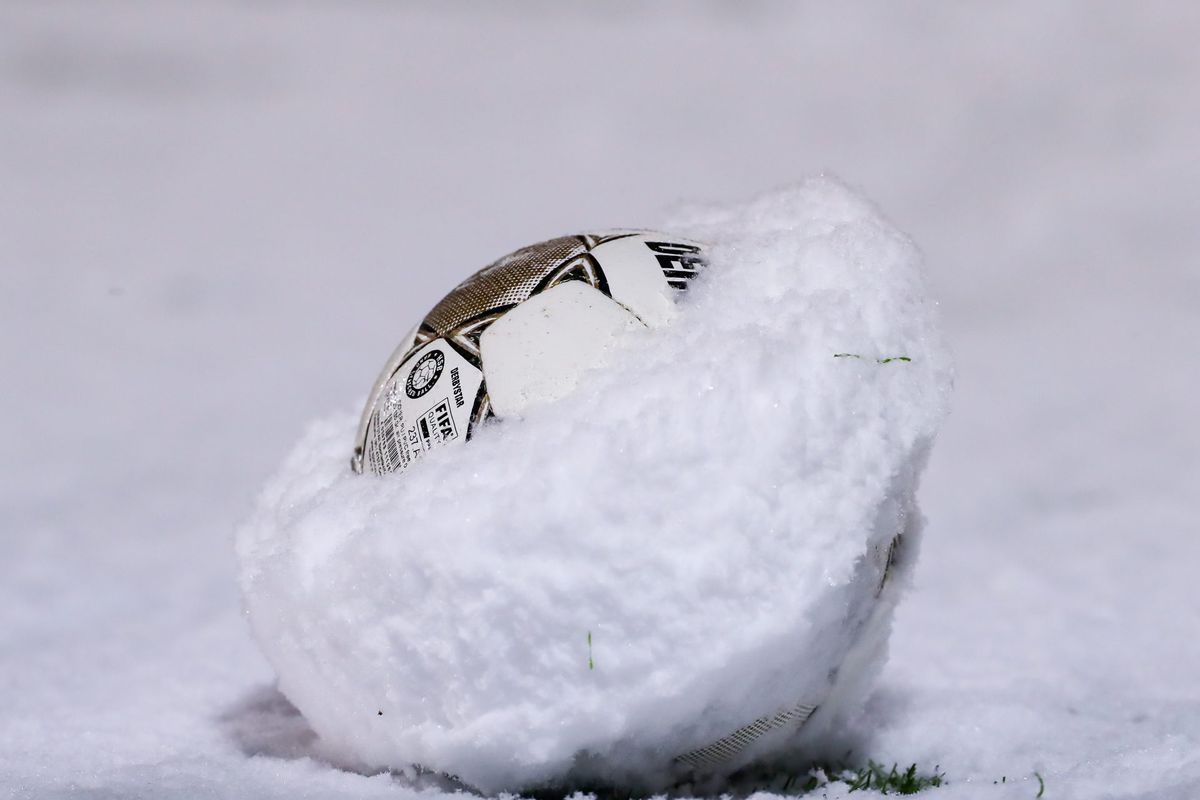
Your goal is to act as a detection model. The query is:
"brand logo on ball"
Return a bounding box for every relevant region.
[405,350,445,399]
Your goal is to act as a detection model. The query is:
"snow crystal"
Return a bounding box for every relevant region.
[236,179,953,793]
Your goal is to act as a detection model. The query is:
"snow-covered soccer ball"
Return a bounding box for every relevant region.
[238,183,952,794]
[350,231,705,476]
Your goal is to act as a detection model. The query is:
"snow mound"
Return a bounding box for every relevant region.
[236,178,953,793]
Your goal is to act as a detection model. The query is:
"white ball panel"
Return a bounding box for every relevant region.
[479,281,645,418]
[590,233,701,328]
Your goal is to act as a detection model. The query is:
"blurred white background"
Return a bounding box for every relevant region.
[2,2,1198,797]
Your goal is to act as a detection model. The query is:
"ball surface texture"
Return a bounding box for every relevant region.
[352,231,705,476]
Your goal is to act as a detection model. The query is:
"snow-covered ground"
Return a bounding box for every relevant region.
[2,3,1198,798]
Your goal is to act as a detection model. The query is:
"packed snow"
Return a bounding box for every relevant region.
[3,3,1199,799]
[237,181,952,792]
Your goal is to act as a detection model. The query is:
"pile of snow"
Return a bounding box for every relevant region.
[236,179,953,793]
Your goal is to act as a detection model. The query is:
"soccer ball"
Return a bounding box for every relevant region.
[240,188,943,793]
[351,231,706,476]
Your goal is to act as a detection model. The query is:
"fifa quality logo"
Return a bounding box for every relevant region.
[405,350,445,399]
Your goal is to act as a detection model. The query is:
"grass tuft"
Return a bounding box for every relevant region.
[751,759,945,796]
[833,353,913,364]
[838,761,944,794]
